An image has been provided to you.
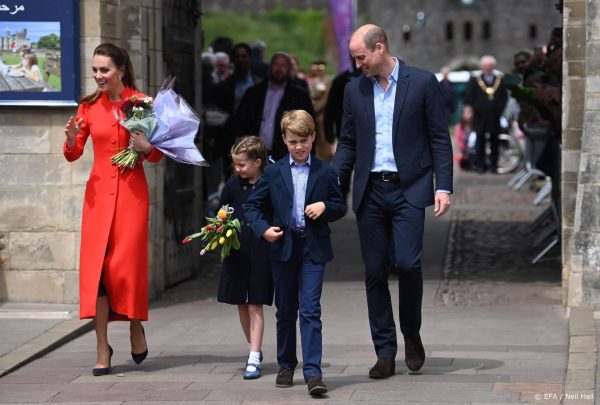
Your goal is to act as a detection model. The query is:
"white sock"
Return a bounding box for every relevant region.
[248,351,261,365]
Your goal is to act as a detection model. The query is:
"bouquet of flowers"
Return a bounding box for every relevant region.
[111,95,157,171]
[111,76,207,172]
[182,205,241,262]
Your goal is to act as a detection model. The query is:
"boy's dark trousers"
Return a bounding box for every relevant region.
[272,232,325,382]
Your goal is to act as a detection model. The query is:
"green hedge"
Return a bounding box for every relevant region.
[203,8,328,74]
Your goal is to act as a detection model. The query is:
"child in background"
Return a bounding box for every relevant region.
[244,110,345,396]
[454,105,477,170]
[217,136,274,379]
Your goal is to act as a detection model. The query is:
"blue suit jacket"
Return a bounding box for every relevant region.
[333,62,453,212]
[244,155,346,264]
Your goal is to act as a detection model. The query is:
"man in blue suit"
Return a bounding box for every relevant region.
[245,110,345,395]
[333,24,453,377]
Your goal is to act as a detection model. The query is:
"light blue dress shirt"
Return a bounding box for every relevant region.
[371,58,400,173]
[290,155,311,229]
[234,73,255,112]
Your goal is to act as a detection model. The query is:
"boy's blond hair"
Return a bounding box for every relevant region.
[230,136,268,170]
[280,110,315,138]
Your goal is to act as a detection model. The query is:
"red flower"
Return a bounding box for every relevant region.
[205,225,214,231]
[182,236,192,244]
[217,226,223,233]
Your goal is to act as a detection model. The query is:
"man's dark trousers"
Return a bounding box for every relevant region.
[356,175,424,359]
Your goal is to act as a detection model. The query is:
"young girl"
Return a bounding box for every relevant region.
[217,136,274,379]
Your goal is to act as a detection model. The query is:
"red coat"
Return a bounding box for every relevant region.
[64,87,163,321]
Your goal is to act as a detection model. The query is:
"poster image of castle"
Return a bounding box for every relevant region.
[0,21,61,92]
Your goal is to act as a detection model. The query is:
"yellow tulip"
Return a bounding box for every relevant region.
[226,229,233,237]
[218,210,228,220]
[210,241,218,250]
[219,237,225,244]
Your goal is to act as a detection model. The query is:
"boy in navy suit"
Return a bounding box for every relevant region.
[245,110,345,396]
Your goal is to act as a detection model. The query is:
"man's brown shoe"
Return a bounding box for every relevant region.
[307,376,328,396]
[368,357,395,379]
[275,367,294,387]
[404,334,425,372]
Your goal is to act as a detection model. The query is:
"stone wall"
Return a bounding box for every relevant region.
[566,0,600,305]
[0,0,165,303]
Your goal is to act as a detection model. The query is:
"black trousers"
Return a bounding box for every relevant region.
[356,176,424,359]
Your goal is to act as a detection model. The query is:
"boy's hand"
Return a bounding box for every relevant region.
[263,226,284,242]
[305,202,326,220]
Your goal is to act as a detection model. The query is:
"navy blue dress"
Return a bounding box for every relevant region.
[217,176,274,305]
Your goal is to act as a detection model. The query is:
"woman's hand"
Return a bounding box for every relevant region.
[64,116,83,149]
[129,130,152,156]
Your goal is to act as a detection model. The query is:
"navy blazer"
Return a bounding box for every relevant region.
[244,155,346,264]
[334,62,453,212]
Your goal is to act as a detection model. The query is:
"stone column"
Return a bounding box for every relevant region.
[562,0,587,305]
[567,0,600,305]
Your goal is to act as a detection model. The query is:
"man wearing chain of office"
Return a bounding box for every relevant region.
[463,55,508,174]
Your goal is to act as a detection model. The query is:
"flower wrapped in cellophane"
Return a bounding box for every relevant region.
[111,76,207,172]
[182,205,241,262]
[110,95,157,171]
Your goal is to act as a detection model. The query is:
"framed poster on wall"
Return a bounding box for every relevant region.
[0,0,79,106]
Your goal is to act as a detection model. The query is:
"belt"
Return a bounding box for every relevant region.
[371,172,400,182]
[291,228,306,238]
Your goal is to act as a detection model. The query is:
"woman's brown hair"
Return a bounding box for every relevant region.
[80,43,137,104]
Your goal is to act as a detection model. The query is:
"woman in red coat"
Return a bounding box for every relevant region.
[64,43,163,376]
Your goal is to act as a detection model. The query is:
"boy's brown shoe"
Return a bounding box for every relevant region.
[275,367,294,387]
[307,376,328,396]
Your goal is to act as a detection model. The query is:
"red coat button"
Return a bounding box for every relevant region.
[110,191,115,195]
[111,173,116,178]
[111,138,116,143]
[112,122,117,126]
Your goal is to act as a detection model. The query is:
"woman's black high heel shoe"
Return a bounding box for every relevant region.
[92,345,113,376]
[131,326,148,365]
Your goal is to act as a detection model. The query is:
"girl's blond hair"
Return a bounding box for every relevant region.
[231,136,268,171]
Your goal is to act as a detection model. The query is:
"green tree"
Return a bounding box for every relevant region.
[37,33,60,50]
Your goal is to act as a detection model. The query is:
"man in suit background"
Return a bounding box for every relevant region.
[463,55,508,173]
[235,52,316,161]
[333,24,453,377]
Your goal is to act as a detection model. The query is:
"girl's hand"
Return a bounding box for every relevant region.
[129,130,152,155]
[64,116,83,148]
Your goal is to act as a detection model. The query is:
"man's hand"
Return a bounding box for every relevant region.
[262,226,284,242]
[433,192,451,218]
[305,202,326,220]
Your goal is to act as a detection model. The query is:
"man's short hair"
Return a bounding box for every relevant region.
[281,110,315,138]
[214,52,230,63]
[363,27,388,51]
[270,51,292,65]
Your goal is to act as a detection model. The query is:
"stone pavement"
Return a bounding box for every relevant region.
[0,171,595,404]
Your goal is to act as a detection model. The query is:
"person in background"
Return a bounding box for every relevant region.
[290,53,308,89]
[463,55,508,173]
[235,52,315,161]
[217,136,274,380]
[307,60,333,162]
[250,39,269,81]
[213,52,232,83]
[209,43,263,178]
[438,66,456,124]
[63,43,163,376]
[22,53,44,83]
